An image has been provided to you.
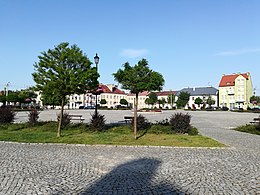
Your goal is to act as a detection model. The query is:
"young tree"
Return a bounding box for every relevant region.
[148,92,158,108]
[176,92,190,108]
[100,99,107,107]
[250,96,260,104]
[113,59,164,139]
[0,95,6,105]
[159,97,166,108]
[194,97,203,108]
[206,95,216,107]
[120,98,128,106]
[32,42,99,137]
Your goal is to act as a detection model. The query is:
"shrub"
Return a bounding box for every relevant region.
[57,112,71,129]
[188,127,199,135]
[169,112,191,134]
[89,112,106,131]
[0,107,16,124]
[131,114,150,130]
[28,109,40,125]
[222,107,229,111]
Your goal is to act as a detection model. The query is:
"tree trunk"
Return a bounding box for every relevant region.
[57,97,64,137]
[134,94,138,140]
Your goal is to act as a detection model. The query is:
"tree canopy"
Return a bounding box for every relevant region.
[194,97,203,107]
[113,59,164,139]
[32,42,99,137]
[176,92,190,108]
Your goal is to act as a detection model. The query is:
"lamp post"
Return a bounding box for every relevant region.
[94,53,100,117]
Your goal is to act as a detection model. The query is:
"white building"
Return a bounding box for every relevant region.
[176,87,218,109]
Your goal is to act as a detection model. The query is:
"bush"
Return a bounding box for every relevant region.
[89,112,106,131]
[222,106,229,111]
[131,114,150,130]
[169,112,191,134]
[0,107,16,124]
[188,127,199,135]
[57,112,71,129]
[28,109,40,125]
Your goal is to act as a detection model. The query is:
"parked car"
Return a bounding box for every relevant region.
[84,105,95,109]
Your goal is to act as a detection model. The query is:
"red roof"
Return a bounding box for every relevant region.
[219,73,249,87]
[98,84,125,94]
[127,91,149,96]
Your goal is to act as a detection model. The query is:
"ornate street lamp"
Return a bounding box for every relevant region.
[94,53,99,116]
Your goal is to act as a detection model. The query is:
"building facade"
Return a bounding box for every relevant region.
[219,72,253,110]
[177,87,219,109]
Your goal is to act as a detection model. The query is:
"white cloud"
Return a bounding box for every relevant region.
[120,49,149,58]
[215,48,260,56]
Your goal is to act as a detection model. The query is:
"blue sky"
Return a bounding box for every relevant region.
[0,0,259,95]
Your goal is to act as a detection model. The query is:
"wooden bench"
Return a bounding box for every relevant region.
[124,116,134,124]
[69,115,85,122]
[250,117,260,124]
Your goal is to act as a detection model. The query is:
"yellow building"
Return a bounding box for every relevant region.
[219,72,253,110]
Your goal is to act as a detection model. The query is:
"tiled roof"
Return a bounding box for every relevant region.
[219,73,249,87]
[98,84,125,94]
[156,91,176,96]
[176,87,218,96]
[127,91,149,96]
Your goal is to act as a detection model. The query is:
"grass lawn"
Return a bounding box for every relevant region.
[0,122,225,147]
[234,124,260,135]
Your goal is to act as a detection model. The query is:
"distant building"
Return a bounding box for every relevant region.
[218,72,253,110]
[156,91,177,109]
[177,87,218,109]
[127,91,149,109]
[66,84,126,109]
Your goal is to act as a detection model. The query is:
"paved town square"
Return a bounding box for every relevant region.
[1,110,260,194]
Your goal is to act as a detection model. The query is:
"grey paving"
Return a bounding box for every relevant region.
[0,110,259,194]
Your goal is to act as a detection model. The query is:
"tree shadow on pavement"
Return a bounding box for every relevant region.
[79,158,183,195]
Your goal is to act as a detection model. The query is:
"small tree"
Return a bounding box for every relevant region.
[113,59,164,139]
[32,42,99,137]
[176,92,190,108]
[0,95,6,105]
[120,98,128,106]
[100,99,107,107]
[206,96,216,107]
[157,98,166,109]
[148,92,158,108]
[194,97,203,108]
[250,96,260,105]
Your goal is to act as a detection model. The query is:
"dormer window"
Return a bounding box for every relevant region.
[226,82,231,85]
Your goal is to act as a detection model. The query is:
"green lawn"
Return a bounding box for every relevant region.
[0,122,225,147]
[234,124,260,135]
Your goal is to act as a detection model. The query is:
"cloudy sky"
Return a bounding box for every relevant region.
[0,0,259,94]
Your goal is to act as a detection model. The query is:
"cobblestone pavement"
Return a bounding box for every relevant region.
[0,110,258,194]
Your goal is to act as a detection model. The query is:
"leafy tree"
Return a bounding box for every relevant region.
[0,95,6,105]
[113,59,164,139]
[250,96,260,104]
[32,42,99,137]
[100,99,107,107]
[6,91,19,104]
[148,92,158,108]
[194,97,203,108]
[176,92,190,108]
[206,95,216,107]
[158,97,166,108]
[167,94,175,109]
[120,98,128,106]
